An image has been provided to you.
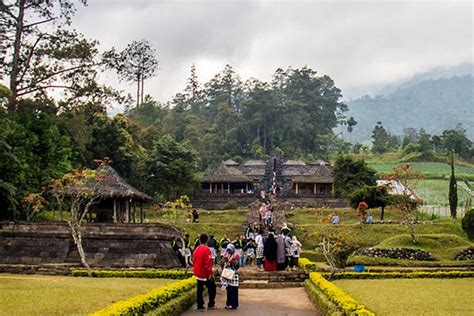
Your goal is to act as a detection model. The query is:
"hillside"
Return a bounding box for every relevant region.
[347,75,474,143]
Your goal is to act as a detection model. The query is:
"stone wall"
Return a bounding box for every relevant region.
[0,222,181,268]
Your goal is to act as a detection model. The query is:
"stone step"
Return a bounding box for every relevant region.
[216,281,304,289]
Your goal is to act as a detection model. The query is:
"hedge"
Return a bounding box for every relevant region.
[325,271,474,280]
[89,277,196,315]
[72,269,192,279]
[308,272,375,316]
[298,258,319,271]
[348,255,474,267]
[304,279,342,315]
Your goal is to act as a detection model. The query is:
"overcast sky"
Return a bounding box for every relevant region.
[73,0,473,111]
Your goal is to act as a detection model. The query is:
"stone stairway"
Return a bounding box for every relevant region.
[215,267,308,289]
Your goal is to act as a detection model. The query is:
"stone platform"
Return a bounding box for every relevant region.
[0,222,181,268]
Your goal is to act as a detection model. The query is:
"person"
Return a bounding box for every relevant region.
[276,233,286,271]
[245,223,255,239]
[366,214,373,224]
[264,208,272,226]
[172,237,186,267]
[192,209,200,223]
[243,237,257,266]
[290,235,302,269]
[219,235,230,260]
[259,203,267,225]
[281,223,291,235]
[221,244,240,310]
[183,234,192,266]
[193,234,217,310]
[263,233,278,271]
[331,213,340,225]
[232,235,245,267]
[255,229,265,271]
[207,234,219,264]
[283,231,293,270]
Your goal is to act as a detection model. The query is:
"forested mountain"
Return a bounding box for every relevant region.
[347,75,474,143]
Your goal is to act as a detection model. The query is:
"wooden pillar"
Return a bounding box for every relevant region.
[221,183,224,193]
[227,183,230,194]
[132,200,136,223]
[209,182,212,193]
[113,199,117,223]
[125,199,130,223]
[296,182,299,194]
[314,183,317,194]
[140,202,144,224]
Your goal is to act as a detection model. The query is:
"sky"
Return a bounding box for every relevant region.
[72,0,473,111]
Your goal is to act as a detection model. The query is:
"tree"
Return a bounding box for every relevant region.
[385,164,424,244]
[346,116,357,140]
[145,135,198,201]
[333,155,377,197]
[449,151,458,218]
[0,0,120,116]
[49,165,109,272]
[106,39,159,107]
[462,208,474,241]
[440,126,473,160]
[371,121,398,154]
[350,185,392,220]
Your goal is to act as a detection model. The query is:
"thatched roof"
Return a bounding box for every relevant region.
[284,164,333,183]
[282,160,306,166]
[223,159,240,166]
[92,165,152,201]
[243,160,266,166]
[202,163,250,183]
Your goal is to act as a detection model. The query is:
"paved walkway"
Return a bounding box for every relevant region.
[182,287,321,316]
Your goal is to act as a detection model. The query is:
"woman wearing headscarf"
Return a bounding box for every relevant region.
[276,233,286,271]
[263,233,277,271]
[220,243,240,309]
[290,235,302,269]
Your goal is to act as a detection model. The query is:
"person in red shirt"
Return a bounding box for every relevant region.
[193,234,217,310]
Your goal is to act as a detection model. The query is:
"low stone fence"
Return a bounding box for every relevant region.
[0,222,181,268]
[356,247,436,261]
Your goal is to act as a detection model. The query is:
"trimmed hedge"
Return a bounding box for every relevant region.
[325,271,474,280]
[308,272,375,316]
[89,277,196,315]
[299,258,319,271]
[72,269,191,279]
[304,279,342,315]
[348,255,474,267]
[151,287,197,316]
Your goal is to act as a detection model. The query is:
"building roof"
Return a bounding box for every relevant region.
[282,160,306,166]
[242,159,266,166]
[223,159,240,166]
[284,164,333,183]
[64,165,153,201]
[202,163,250,183]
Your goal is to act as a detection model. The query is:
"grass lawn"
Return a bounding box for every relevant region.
[368,162,474,176]
[334,278,474,315]
[147,209,248,242]
[416,179,472,207]
[0,274,175,315]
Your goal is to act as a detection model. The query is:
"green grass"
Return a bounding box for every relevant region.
[416,179,472,206]
[368,161,474,175]
[147,209,248,241]
[376,234,473,260]
[334,278,474,315]
[0,274,175,315]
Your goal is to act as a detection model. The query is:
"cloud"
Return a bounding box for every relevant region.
[72,0,473,111]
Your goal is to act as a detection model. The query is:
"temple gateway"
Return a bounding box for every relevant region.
[192,153,346,209]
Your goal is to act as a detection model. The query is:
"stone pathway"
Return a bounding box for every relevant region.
[182,287,321,316]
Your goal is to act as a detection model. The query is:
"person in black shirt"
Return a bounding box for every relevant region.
[207,234,219,264]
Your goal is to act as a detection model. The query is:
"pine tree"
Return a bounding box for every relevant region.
[449,151,458,218]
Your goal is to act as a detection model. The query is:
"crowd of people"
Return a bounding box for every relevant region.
[188,225,303,311]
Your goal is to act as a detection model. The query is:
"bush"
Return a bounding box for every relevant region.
[325,271,474,280]
[304,279,342,315]
[462,209,474,241]
[305,201,316,208]
[90,277,196,315]
[308,272,375,315]
[223,199,238,210]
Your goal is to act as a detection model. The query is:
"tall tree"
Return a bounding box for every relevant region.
[346,116,357,141]
[0,0,118,116]
[333,155,377,197]
[105,39,159,107]
[449,151,458,218]
[371,121,398,154]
